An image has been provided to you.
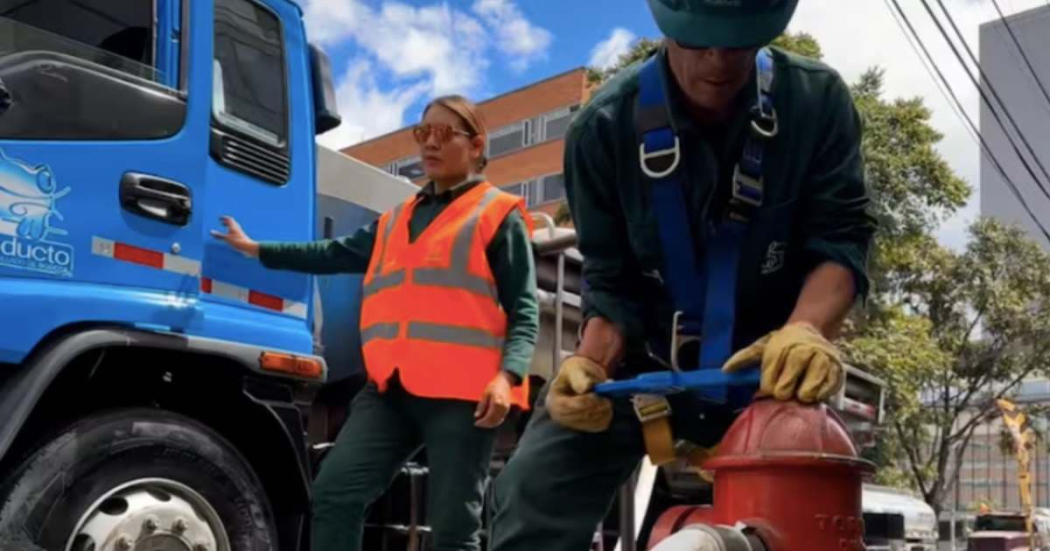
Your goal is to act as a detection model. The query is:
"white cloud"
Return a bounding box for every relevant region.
[316,58,429,150]
[786,0,1050,251]
[298,0,552,147]
[472,0,553,71]
[302,0,489,95]
[589,27,637,70]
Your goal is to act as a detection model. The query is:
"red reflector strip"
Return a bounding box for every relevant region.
[201,277,308,319]
[249,290,285,312]
[114,242,164,269]
[92,237,200,276]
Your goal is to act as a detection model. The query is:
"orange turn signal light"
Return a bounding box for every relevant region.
[259,352,323,380]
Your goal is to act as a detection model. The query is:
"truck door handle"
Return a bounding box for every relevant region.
[120,172,192,226]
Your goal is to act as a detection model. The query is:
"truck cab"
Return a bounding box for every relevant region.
[0,1,345,549]
[967,512,1050,551]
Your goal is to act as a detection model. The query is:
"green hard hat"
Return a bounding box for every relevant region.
[647,0,800,49]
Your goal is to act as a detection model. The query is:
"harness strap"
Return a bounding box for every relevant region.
[634,47,776,465]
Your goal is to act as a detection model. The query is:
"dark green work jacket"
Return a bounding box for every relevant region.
[258,177,539,381]
[565,45,877,367]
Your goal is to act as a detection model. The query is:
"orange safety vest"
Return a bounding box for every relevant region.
[359,181,533,410]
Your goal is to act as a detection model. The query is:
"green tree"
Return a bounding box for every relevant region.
[584,32,1050,515]
[845,219,1050,513]
[770,31,823,59]
[586,38,661,85]
[554,202,573,226]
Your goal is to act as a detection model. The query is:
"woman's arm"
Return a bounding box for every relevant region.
[486,209,540,384]
[258,221,378,275]
[212,215,377,275]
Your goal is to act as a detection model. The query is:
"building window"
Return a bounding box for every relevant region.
[542,106,578,141]
[213,0,288,147]
[501,175,565,208]
[541,173,566,204]
[503,182,526,198]
[489,120,533,158]
[396,157,425,180]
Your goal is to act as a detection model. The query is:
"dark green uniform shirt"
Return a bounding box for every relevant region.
[257,177,539,381]
[566,46,876,366]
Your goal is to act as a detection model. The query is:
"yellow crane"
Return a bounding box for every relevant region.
[996,398,1039,549]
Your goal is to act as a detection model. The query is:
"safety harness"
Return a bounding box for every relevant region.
[632,47,777,465]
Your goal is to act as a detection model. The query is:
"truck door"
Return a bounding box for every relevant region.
[198,0,316,354]
[0,0,207,338]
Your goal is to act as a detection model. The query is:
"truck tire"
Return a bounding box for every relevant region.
[0,408,278,551]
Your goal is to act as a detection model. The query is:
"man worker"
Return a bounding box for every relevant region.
[488,1,877,549]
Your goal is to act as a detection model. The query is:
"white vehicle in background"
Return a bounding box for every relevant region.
[864,484,939,551]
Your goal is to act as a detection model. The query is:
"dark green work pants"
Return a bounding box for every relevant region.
[489,381,737,551]
[311,378,497,551]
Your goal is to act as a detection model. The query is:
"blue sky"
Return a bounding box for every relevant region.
[298,0,1050,251]
[300,0,661,148]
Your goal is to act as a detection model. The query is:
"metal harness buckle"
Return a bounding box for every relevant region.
[632,393,672,423]
[639,136,681,179]
[670,310,700,372]
[732,164,764,208]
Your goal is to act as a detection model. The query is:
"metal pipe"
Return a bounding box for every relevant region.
[648,528,724,551]
[617,470,638,551]
[532,233,578,255]
[530,212,558,239]
[554,252,565,373]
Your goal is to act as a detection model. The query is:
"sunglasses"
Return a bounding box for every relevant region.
[412,123,474,145]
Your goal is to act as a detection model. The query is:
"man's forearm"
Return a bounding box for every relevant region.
[576,316,625,377]
[786,261,857,340]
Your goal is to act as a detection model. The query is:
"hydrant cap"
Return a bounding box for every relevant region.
[709,399,865,465]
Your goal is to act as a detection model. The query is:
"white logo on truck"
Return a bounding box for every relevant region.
[0,148,73,277]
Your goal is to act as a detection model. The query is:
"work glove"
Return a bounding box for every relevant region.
[722,321,843,403]
[684,444,720,483]
[545,356,613,433]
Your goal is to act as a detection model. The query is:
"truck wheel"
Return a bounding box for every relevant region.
[0,408,277,551]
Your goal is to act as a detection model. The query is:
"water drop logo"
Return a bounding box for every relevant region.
[0,148,74,277]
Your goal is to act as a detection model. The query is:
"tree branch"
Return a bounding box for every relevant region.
[897,417,930,498]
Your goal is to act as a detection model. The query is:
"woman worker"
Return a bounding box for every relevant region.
[211,95,539,551]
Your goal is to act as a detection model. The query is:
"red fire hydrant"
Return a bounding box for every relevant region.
[647,398,874,551]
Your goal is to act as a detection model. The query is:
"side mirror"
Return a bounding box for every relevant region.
[308,43,341,135]
[0,77,11,115]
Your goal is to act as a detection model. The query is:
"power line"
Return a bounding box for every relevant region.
[988,0,1050,118]
[925,0,1050,204]
[883,0,980,147]
[884,0,1050,242]
[885,0,1049,242]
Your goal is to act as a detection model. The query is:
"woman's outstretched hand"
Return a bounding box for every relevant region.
[211,216,260,258]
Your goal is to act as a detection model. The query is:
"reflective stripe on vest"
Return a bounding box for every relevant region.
[362,203,406,298]
[406,321,505,350]
[361,321,400,344]
[412,187,500,300]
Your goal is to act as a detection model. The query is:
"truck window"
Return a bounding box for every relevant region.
[212,0,288,148]
[1,0,158,81]
[975,515,1027,532]
[0,1,186,140]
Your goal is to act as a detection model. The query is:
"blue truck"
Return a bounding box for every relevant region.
[0,1,441,549]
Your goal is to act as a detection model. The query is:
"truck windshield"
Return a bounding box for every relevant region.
[975,515,1028,532]
[0,0,160,83]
